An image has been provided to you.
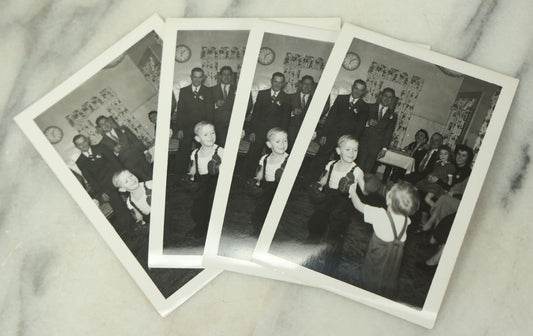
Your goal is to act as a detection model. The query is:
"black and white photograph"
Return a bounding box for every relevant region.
[253,23,518,327]
[14,15,221,316]
[149,18,340,268]
[203,21,338,279]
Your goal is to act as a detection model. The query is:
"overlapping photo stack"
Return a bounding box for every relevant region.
[15,14,518,328]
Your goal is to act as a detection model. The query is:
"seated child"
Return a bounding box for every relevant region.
[349,181,419,299]
[306,135,366,244]
[112,170,152,227]
[188,121,224,239]
[415,145,456,207]
[251,127,289,236]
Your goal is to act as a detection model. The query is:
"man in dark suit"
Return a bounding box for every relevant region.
[288,75,315,151]
[306,79,369,183]
[211,66,236,146]
[96,116,152,181]
[243,72,291,177]
[175,67,214,175]
[73,135,132,233]
[404,132,443,184]
[357,87,397,174]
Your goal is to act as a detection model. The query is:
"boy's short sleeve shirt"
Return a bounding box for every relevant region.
[363,205,410,242]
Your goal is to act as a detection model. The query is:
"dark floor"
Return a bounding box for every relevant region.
[269,172,437,308]
[218,154,267,259]
[109,216,201,299]
[162,158,208,255]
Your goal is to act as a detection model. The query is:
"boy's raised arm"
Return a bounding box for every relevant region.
[349,184,365,213]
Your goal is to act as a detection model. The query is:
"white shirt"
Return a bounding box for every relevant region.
[126,181,152,215]
[107,128,119,141]
[222,84,230,95]
[349,96,360,105]
[363,205,410,242]
[191,147,224,175]
[300,92,310,106]
[192,85,201,93]
[378,104,388,118]
[325,161,363,190]
[82,148,94,158]
[259,153,288,182]
[270,89,280,98]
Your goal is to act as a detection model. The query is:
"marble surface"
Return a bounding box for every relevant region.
[1,0,532,334]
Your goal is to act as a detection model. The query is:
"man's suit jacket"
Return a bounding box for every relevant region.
[359,103,397,151]
[248,89,291,136]
[288,91,313,131]
[99,126,146,167]
[176,84,214,132]
[211,83,236,129]
[76,143,123,195]
[320,94,369,140]
[419,148,439,177]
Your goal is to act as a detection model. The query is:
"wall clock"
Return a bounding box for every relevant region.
[342,51,361,71]
[44,126,63,144]
[258,47,275,66]
[175,44,191,63]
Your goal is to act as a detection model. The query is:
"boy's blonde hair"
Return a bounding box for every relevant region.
[266,127,287,142]
[112,170,130,188]
[388,181,420,216]
[194,121,215,136]
[337,134,358,148]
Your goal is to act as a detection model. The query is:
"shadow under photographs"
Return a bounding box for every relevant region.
[109,213,201,299]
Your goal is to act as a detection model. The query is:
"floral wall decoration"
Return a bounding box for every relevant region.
[365,61,424,148]
[65,87,153,147]
[283,52,326,94]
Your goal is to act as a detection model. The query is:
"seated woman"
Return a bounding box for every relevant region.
[416,144,474,232]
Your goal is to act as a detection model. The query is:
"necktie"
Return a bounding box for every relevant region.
[419,149,433,171]
[378,106,384,120]
[223,85,228,100]
[194,87,199,99]
[301,94,306,108]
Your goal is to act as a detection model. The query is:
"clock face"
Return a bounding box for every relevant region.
[342,52,361,71]
[44,126,63,144]
[258,47,275,66]
[175,44,191,63]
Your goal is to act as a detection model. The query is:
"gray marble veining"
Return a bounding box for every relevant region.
[1,0,533,335]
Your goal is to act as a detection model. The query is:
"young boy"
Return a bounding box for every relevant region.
[187,121,224,239]
[251,127,289,236]
[307,135,366,244]
[112,170,152,228]
[349,180,419,299]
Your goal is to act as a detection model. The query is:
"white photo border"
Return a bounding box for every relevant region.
[149,18,341,274]
[252,22,519,328]
[14,14,222,317]
[202,20,338,282]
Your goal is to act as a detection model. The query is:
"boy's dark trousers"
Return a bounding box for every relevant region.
[307,188,352,242]
[190,174,217,237]
[251,181,278,236]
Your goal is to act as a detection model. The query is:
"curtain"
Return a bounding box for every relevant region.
[365,61,424,148]
[282,52,327,94]
[65,87,153,147]
[472,88,501,162]
[442,92,482,150]
[201,46,246,87]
